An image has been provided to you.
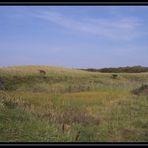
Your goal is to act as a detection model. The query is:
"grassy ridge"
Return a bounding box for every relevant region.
[0,66,148,142]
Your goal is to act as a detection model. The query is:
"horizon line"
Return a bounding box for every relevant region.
[0,64,147,69]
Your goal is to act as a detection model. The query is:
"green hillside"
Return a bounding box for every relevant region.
[0,66,148,142]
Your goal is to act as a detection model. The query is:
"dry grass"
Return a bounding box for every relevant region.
[0,66,148,142]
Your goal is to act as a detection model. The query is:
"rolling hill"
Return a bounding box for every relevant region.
[0,66,148,142]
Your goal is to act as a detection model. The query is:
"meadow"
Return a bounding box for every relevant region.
[0,66,148,142]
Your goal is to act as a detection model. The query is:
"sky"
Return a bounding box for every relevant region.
[0,6,148,68]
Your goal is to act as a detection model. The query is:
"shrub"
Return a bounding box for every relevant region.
[112,74,118,79]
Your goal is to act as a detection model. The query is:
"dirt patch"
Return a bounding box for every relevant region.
[131,84,148,95]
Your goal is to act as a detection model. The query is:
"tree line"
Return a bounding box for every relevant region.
[80,66,148,73]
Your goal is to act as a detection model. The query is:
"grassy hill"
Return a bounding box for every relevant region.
[0,66,148,142]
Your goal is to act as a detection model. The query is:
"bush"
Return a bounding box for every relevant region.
[112,74,118,79]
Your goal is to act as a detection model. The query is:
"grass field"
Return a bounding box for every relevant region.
[0,66,148,142]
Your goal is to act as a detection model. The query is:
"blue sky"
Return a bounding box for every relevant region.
[0,6,148,68]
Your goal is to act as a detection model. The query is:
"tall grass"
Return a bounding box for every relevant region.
[0,66,148,142]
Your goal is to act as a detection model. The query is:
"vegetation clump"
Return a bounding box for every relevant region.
[0,78,5,90]
[131,84,148,95]
[112,74,118,79]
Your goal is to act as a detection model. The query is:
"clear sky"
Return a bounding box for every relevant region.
[0,6,148,68]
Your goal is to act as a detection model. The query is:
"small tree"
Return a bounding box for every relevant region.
[112,74,118,79]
